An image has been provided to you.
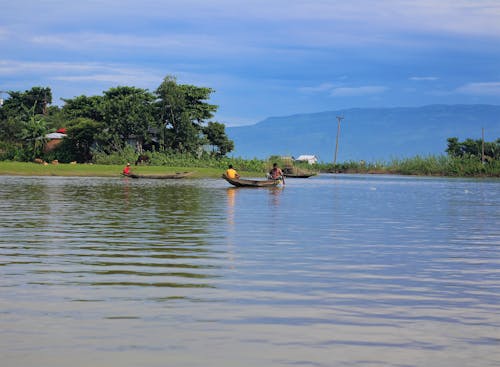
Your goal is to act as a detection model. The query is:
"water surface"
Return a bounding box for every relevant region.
[1,174,499,366]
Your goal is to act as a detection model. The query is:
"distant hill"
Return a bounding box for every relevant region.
[226,105,500,162]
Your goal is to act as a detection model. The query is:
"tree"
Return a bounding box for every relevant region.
[1,77,231,160]
[155,75,218,154]
[54,118,102,162]
[1,87,52,120]
[203,121,234,156]
[0,117,24,144]
[61,95,104,122]
[445,137,461,157]
[19,104,48,160]
[98,86,155,152]
[446,136,500,160]
[485,139,500,160]
[42,105,65,132]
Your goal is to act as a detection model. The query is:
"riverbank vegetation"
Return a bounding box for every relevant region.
[1,152,498,178]
[0,78,234,164]
[0,161,263,178]
[322,155,500,177]
[0,82,498,178]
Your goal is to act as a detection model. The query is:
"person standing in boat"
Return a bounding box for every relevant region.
[225,164,240,179]
[123,163,132,175]
[269,163,284,180]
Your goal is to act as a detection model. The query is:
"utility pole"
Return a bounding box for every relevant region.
[482,127,485,163]
[333,115,344,166]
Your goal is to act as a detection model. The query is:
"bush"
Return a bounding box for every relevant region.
[92,146,138,165]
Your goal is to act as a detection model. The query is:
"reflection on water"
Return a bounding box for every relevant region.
[1,175,499,367]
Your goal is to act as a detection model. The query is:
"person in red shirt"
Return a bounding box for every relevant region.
[123,163,131,175]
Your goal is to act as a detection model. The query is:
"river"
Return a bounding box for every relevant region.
[1,174,499,367]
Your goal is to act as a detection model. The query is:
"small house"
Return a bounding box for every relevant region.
[295,155,318,164]
[44,130,67,153]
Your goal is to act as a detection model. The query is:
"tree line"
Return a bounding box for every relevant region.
[446,137,499,162]
[0,76,235,163]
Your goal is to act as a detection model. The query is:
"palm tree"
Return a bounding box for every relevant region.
[19,103,48,160]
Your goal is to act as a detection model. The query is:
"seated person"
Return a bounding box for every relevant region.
[225,164,240,179]
[269,163,283,179]
[123,163,131,175]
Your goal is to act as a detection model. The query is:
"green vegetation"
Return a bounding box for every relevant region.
[0,161,261,178]
[2,154,498,178]
[304,136,499,177]
[0,77,234,163]
[311,155,499,177]
[0,82,498,178]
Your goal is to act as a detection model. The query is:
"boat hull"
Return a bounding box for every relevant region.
[283,173,317,178]
[125,172,192,179]
[222,174,282,187]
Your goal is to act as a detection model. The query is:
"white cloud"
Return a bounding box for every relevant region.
[5,0,500,55]
[0,59,163,88]
[298,83,389,97]
[456,82,500,96]
[129,0,500,39]
[331,86,388,97]
[30,32,211,51]
[0,60,117,75]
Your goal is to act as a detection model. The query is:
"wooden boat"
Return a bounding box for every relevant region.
[124,171,193,179]
[283,167,317,178]
[283,172,317,178]
[222,174,282,187]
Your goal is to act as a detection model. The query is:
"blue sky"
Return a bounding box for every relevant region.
[1,0,500,126]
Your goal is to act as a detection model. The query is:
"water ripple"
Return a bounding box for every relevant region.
[1,175,499,367]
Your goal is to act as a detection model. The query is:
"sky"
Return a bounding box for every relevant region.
[1,0,500,126]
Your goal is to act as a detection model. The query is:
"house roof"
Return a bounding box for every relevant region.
[46,132,67,139]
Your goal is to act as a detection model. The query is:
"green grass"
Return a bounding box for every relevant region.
[1,156,499,178]
[0,161,262,178]
[311,155,500,177]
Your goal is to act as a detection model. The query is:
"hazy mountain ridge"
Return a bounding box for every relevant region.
[226,104,500,162]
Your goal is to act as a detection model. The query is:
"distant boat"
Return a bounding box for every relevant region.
[282,167,317,178]
[283,172,317,178]
[124,172,193,179]
[222,174,282,187]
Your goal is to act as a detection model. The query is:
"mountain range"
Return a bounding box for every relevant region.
[226,105,500,163]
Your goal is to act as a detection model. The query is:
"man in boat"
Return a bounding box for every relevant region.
[225,164,240,179]
[269,163,284,180]
[122,163,132,175]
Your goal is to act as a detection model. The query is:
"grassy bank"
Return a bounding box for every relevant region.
[1,155,499,178]
[315,155,500,177]
[0,161,261,178]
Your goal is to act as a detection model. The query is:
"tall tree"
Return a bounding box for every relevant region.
[19,104,48,160]
[61,95,104,122]
[98,86,155,152]
[1,87,52,120]
[155,75,218,153]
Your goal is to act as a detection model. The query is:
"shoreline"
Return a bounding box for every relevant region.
[0,161,498,179]
[0,161,256,179]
